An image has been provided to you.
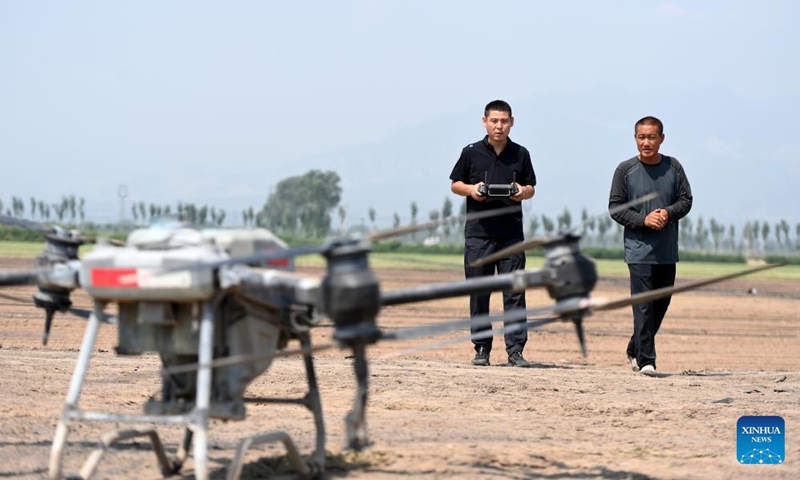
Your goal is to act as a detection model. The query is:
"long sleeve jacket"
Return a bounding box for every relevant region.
[608,155,693,264]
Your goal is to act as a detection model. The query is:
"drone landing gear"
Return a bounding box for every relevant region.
[345,344,370,451]
[48,300,218,480]
[230,330,326,479]
[78,428,184,478]
[77,411,196,478]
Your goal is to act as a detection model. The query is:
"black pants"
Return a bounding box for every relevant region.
[626,263,676,370]
[464,236,527,355]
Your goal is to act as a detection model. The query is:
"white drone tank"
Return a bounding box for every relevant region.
[79,226,294,301]
[200,228,295,271]
[78,244,224,301]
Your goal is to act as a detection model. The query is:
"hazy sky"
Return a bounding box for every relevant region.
[2,1,798,230]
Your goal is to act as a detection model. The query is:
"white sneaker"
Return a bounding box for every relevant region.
[627,354,639,372]
[639,365,657,376]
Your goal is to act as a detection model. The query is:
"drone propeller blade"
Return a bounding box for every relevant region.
[384,263,784,358]
[0,290,113,344]
[591,263,785,312]
[66,307,92,319]
[159,305,559,376]
[469,236,551,267]
[0,291,33,304]
[0,267,53,286]
[566,192,659,235]
[0,291,114,323]
[368,205,522,241]
[65,307,116,324]
[381,316,561,359]
[469,193,659,267]
[380,302,567,342]
[39,308,113,345]
[161,343,336,376]
[0,214,55,234]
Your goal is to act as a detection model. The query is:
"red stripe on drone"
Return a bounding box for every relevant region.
[266,258,289,267]
[91,268,138,288]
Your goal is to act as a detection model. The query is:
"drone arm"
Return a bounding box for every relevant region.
[221,266,323,308]
[0,270,44,286]
[44,261,83,290]
[227,266,322,296]
[0,261,81,289]
[380,268,550,307]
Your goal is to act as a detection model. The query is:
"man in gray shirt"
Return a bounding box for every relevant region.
[608,116,693,376]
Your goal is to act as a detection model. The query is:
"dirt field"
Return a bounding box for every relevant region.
[0,257,798,479]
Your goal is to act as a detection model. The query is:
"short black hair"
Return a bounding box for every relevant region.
[635,116,664,135]
[484,100,512,117]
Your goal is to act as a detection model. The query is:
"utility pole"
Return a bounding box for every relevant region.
[118,184,128,227]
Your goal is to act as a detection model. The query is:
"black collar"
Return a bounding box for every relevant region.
[481,135,515,154]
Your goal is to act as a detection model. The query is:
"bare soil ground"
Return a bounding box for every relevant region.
[0,257,799,479]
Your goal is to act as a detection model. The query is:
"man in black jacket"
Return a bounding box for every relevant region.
[608,116,693,376]
[449,100,537,367]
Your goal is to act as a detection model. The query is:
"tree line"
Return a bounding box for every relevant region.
[0,194,228,228]
[128,202,227,227]
[527,208,800,254]
[244,170,800,255]
[3,172,799,255]
[0,195,86,223]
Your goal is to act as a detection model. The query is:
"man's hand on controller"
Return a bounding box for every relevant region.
[510,183,524,202]
[471,182,487,201]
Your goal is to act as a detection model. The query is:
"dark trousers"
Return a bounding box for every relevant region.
[626,263,676,370]
[464,236,527,355]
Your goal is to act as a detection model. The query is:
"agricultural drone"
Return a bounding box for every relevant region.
[0,204,781,480]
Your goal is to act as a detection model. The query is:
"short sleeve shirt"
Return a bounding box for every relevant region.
[449,136,536,239]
